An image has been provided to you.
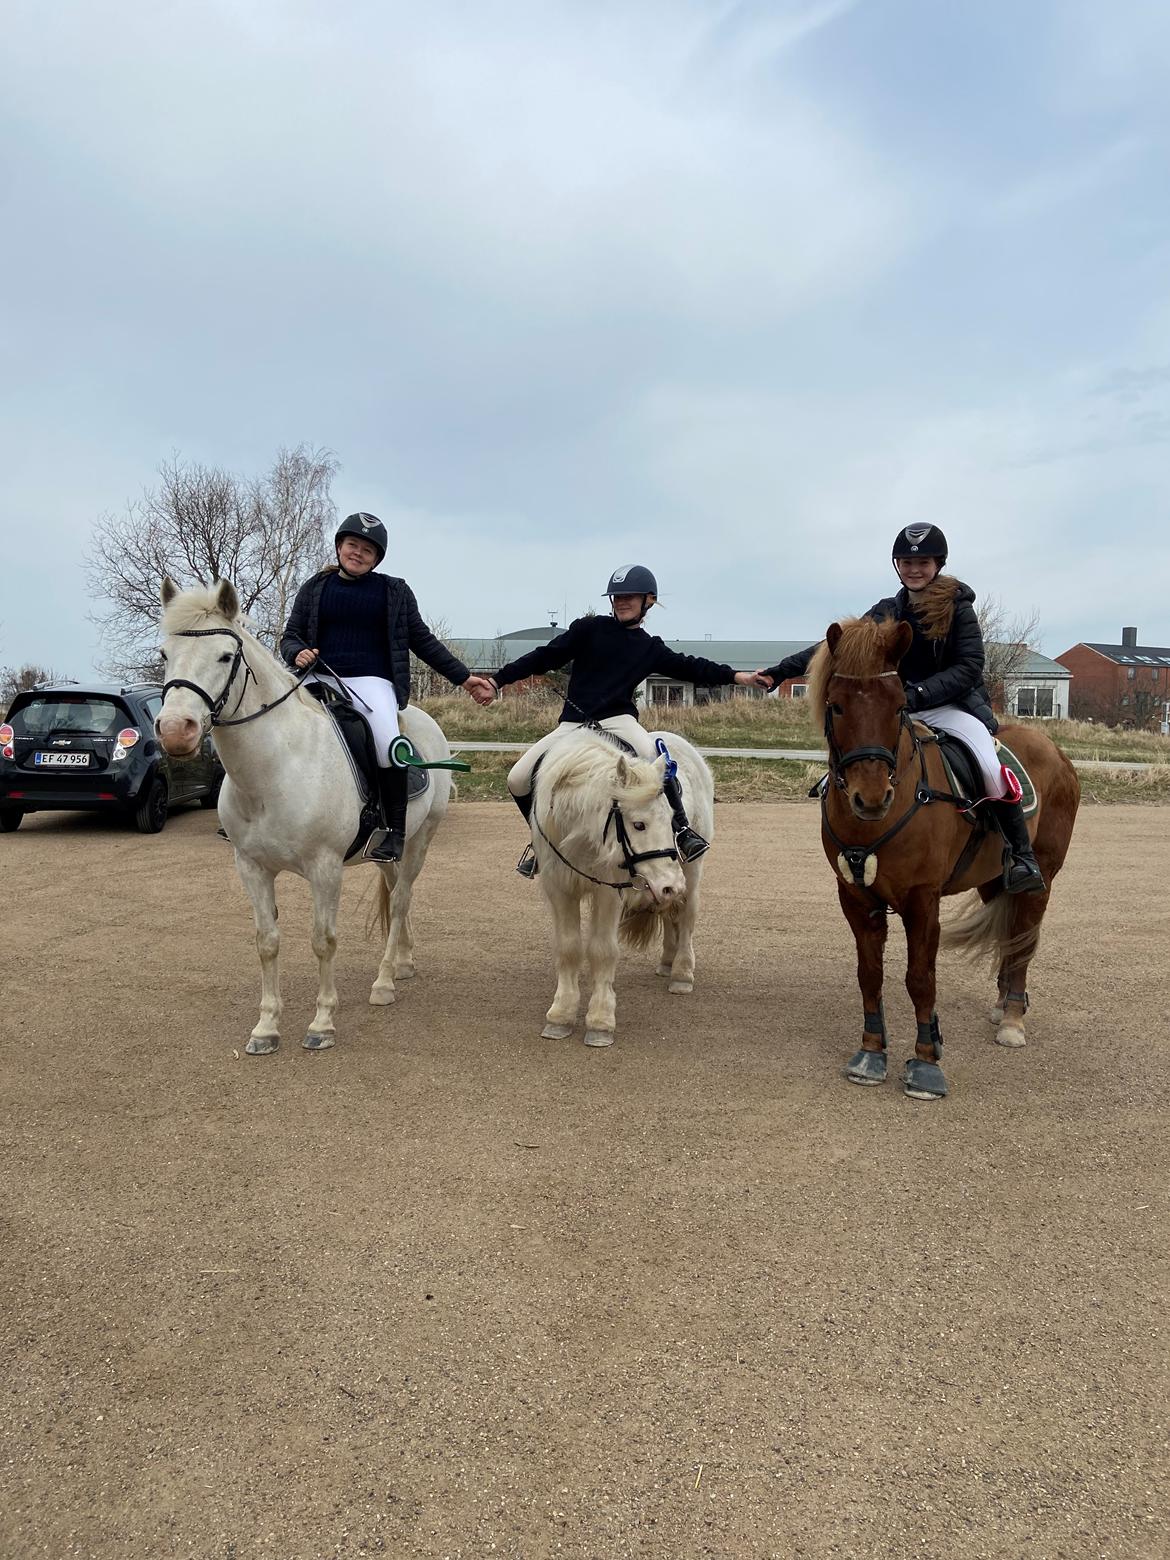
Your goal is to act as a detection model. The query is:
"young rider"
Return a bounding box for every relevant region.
[488,564,767,877]
[280,513,494,862]
[758,525,1045,894]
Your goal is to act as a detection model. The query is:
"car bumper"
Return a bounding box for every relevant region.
[0,769,151,810]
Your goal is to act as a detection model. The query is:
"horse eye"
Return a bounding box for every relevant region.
[218,652,233,663]
[632,821,647,832]
[830,703,843,717]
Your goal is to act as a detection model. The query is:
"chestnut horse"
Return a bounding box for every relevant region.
[811,617,1080,1100]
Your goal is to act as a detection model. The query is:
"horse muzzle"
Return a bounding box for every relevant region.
[849,788,894,822]
[157,712,205,758]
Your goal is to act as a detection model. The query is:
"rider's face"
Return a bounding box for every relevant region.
[338,536,380,575]
[895,556,940,590]
[611,592,652,623]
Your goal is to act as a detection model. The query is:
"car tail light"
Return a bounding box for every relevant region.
[0,723,12,760]
[112,727,141,762]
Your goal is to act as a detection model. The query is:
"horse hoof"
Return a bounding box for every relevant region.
[655,962,672,978]
[986,1004,1004,1025]
[995,1023,1027,1049]
[844,1048,887,1086]
[303,1032,335,1051]
[244,1036,279,1056]
[901,1057,947,1100]
[541,1022,574,1040]
[668,979,694,995]
[584,1029,614,1048]
[369,986,396,1006]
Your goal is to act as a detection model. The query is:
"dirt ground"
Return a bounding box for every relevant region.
[2,801,1167,1560]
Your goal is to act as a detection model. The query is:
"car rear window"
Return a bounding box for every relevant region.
[9,696,126,738]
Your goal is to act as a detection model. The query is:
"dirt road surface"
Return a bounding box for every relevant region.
[2,803,1166,1559]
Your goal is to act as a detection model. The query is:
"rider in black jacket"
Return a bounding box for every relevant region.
[491,564,767,877]
[760,526,1044,893]
[280,513,493,861]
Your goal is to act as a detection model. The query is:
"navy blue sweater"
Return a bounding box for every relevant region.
[316,572,394,679]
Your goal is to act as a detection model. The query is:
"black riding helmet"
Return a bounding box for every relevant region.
[335,512,388,565]
[604,564,658,626]
[891,524,948,567]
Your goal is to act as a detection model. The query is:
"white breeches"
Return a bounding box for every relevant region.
[311,674,400,767]
[508,715,659,797]
[916,705,1006,796]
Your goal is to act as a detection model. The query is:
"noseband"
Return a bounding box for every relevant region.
[161,628,311,727]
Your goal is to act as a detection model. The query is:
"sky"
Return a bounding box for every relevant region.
[3,0,1169,677]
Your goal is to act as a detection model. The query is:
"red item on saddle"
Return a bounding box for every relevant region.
[1000,763,1023,803]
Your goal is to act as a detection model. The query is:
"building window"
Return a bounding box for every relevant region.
[791,683,808,699]
[1016,687,1054,718]
[1127,667,1136,679]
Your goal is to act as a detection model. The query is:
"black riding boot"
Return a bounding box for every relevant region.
[663,774,709,863]
[511,789,538,878]
[992,798,1046,894]
[369,765,408,864]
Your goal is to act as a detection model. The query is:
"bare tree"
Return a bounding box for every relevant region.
[86,445,337,675]
[977,594,1041,710]
[409,616,472,700]
[2,662,68,714]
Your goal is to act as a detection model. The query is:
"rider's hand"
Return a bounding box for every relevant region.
[462,675,496,707]
[735,670,772,689]
[295,648,319,669]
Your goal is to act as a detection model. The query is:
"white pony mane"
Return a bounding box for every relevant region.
[540,728,665,834]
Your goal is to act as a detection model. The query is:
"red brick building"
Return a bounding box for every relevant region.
[1056,628,1170,725]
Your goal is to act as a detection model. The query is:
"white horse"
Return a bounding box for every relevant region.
[156,578,453,1054]
[528,727,715,1048]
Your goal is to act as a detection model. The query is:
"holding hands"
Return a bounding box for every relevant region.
[735,670,774,689]
[462,675,497,707]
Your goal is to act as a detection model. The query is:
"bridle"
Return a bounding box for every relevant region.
[533,795,678,891]
[823,671,914,792]
[161,627,314,727]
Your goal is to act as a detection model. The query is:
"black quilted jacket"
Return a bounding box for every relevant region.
[280,570,470,709]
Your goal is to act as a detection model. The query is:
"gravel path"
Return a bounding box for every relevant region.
[2,803,1166,1559]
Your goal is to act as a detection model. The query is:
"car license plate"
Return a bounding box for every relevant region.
[34,752,91,767]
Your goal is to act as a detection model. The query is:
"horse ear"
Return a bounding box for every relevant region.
[615,754,632,786]
[215,578,240,620]
[890,620,913,664]
[826,623,843,654]
[161,576,178,607]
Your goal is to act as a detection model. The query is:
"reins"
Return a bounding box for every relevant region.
[162,627,343,728]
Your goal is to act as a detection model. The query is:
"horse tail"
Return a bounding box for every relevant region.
[365,872,394,941]
[941,889,1040,972]
[619,901,669,951]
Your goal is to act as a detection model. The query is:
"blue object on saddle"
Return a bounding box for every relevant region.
[654,736,678,782]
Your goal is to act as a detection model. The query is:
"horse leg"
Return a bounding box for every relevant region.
[665,869,702,994]
[656,906,679,979]
[583,890,622,1047]
[993,887,1049,1050]
[542,891,583,1039]
[303,859,344,1050]
[369,823,430,1005]
[236,854,282,1056]
[837,883,889,1085]
[900,885,947,1100]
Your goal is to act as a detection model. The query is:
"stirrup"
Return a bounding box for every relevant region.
[516,844,539,879]
[674,826,709,863]
[366,829,404,864]
[1004,854,1045,895]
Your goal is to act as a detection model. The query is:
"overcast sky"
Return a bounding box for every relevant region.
[3,0,1169,677]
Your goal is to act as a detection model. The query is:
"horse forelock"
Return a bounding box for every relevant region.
[160,584,242,636]
[808,616,904,722]
[540,731,663,830]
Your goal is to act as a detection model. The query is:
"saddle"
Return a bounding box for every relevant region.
[921,728,1038,820]
[309,684,432,859]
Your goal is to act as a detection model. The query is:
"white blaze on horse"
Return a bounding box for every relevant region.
[528,727,715,1048]
[155,577,454,1054]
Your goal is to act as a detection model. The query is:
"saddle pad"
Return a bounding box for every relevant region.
[994,738,1038,817]
[326,705,430,803]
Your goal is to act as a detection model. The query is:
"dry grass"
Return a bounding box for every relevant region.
[1013,717,1170,764]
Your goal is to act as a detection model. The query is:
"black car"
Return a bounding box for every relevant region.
[0,683,223,834]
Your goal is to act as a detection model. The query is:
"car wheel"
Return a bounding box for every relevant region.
[199,774,224,809]
[0,807,24,832]
[134,777,168,834]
